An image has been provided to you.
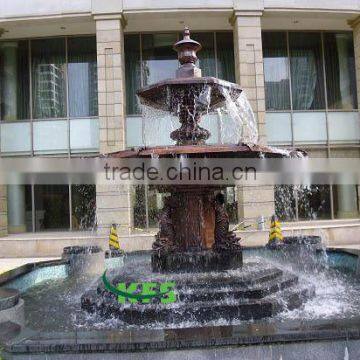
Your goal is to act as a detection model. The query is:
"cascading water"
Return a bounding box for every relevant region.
[218,88,258,145]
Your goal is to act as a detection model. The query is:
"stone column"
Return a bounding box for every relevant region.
[0,186,8,237]
[94,15,132,236]
[231,11,266,144]
[7,185,26,233]
[336,185,359,219]
[231,11,275,227]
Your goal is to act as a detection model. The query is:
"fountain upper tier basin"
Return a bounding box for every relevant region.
[106,143,289,159]
[136,77,242,113]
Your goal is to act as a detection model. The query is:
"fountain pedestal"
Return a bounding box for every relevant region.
[152,186,242,272]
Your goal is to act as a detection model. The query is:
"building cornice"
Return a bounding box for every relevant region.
[229,11,263,26]
[348,15,360,28]
[93,13,127,28]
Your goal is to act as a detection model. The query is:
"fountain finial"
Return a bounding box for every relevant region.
[173,27,202,78]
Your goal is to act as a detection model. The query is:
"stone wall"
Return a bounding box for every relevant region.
[95,16,132,236]
[232,11,275,226]
[0,186,8,237]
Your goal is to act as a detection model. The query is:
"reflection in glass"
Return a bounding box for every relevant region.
[32,38,66,119]
[324,32,358,110]
[216,32,235,83]
[0,40,30,121]
[35,185,69,231]
[262,32,291,110]
[142,33,178,85]
[68,37,98,117]
[289,32,325,110]
[191,32,215,77]
[125,34,141,115]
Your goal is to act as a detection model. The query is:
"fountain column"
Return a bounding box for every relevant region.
[231,10,275,230]
[94,14,132,237]
[0,186,8,237]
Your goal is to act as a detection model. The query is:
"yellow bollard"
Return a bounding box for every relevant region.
[109,224,120,250]
[268,215,283,243]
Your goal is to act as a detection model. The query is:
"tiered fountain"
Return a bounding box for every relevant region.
[81,28,315,325]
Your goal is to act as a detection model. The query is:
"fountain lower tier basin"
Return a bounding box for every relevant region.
[81,261,315,326]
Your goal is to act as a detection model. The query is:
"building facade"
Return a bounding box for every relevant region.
[0,1,359,250]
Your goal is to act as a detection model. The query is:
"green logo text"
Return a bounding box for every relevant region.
[102,271,177,304]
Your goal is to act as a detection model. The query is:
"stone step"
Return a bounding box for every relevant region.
[173,268,284,290]
[177,274,298,302]
[83,275,314,326]
[93,281,314,325]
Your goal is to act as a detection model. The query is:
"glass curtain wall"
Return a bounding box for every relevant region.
[264,32,358,221]
[263,31,357,113]
[0,40,30,121]
[22,184,96,233]
[125,32,235,115]
[275,184,359,222]
[0,36,98,156]
[32,39,66,119]
[263,31,358,146]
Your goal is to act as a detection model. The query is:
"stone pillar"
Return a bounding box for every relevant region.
[231,10,275,227]
[7,185,26,233]
[0,186,8,237]
[336,185,359,219]
[94,15,132,236]
[0,42,18,121]
[231,11,266,144]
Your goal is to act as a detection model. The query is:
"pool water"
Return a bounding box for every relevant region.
[1,249,359,332]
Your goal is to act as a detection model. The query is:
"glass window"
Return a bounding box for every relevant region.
[32,38,66,119]
[262,32,291,110]
[71,185,96,230]
[324,32,358,110]
[275,185,296,221]
[125,34,141,115]
[133,185,146,229]
[34,185,69,231]
[216,32,235,83]
[68,37,98,117]
[297,185,331,220]
[192,32,215,77]
[289,32,325,110]
[142,33,178,86]
[0,40,30,121]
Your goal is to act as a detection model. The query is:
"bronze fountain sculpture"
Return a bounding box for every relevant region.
[81,28,315,325]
